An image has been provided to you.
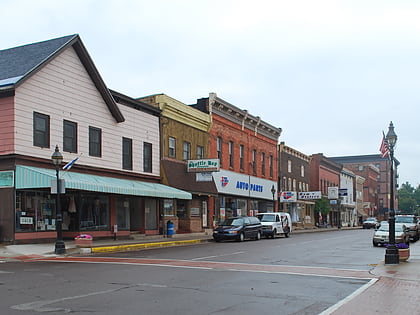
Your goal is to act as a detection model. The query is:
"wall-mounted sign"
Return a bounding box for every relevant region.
[328,187,338,199]
[188,159,220,173]
[298,191,322,200]
[0,171,14,188]
[213,169,277,200]
[339,188,348,197]
[280,191,297,202]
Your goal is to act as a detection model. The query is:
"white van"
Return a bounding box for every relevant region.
[256,212,292,238]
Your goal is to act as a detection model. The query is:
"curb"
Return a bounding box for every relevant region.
[91,239,204,254]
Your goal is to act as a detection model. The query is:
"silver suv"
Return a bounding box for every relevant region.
[395,215,419,242]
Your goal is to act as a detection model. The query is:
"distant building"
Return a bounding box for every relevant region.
[278,142,314,228]
[330,154,398,220]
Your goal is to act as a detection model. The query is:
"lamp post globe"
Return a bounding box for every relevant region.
[385,121,398,264]
[271,185,276,212]
[51,145,66,255]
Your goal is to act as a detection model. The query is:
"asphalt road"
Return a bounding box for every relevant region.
[0,229,383,315]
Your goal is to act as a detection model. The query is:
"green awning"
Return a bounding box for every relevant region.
[15,165,191,200]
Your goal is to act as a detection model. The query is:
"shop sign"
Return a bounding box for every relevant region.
[298,191,322,200]
[328,187,338,199]
[280,191,297,202]
[0,171,14,188]
[188,159,220,173]
[213,169,276,200]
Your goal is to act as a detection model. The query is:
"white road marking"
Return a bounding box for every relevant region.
[191,251,245,261]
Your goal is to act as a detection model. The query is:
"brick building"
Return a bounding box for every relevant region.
[193,93,281,224]
[278,142,314,228]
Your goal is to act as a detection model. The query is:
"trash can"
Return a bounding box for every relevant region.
[167,220,174,237]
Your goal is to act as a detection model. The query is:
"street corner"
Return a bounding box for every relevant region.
[370,258,420,282]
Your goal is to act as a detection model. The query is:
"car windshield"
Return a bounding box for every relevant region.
[378,224,404,232]
[395,217,415,223]
[257,214,275,222]
[221,218,244,226]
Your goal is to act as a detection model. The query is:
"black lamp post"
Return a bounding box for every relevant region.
[271,185,276,212]
[51,145,66,255]
[385,121,398,264]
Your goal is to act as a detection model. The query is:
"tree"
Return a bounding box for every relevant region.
[315,197,331,224]
[398,182,420,215]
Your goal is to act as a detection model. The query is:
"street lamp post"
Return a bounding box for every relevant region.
[51,145,66,255]
[385,122,398,265]
[271,185,276,212]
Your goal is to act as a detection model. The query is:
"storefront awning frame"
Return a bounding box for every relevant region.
[15,165,192,200]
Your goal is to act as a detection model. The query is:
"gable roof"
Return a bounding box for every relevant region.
[0,34,124,123]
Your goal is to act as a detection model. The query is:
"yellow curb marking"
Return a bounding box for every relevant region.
[91,239,201,253]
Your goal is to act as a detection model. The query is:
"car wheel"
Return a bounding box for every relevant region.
[214,238,221,243]
[271,229,276,239]
[255,231,261,241]
[373,241,378,247]
[237,232,245,242]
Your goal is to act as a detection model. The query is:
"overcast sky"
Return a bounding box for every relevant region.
[2,0,419,186]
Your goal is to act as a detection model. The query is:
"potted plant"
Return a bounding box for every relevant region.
[386,243,410,261]
[396,243,410,261]
[74,234,93,248]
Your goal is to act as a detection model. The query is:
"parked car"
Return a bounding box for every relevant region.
[363,217,380,229]
[395,215,419,241]
[255,212,292,238]
[213,216,263,242]
[372,223,410,247]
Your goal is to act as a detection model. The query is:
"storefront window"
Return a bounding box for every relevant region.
[16,191,56,232]
[79,194,109,231]
[177,200,187,218]
[116,197,130,230]
[163,199,174,216]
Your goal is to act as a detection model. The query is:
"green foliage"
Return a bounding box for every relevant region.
[315,197,331,216]
[398,182,420,215]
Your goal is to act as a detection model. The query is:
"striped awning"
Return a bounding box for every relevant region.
[15,165,192,200]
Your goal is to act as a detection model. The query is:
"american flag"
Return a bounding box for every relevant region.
[379,131,390,158]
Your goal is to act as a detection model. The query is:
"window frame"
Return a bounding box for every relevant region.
[143,142,152,173]
[89,126,102,157]
[261,152,265,176]
[33,112,50,148]
[183,141,191,160]
[168,137,176,158]
[239,145,244,170]
[229,141,234,168]
[63,119,77,153]
[197,145,204,160]
[122,137,133,170]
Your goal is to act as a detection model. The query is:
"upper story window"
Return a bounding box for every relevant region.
[168,137,176,158]
[197,145,204,160]
[239,145,244,170]
[33,112,50,148]
[252,149,257,175]
[229,141,234,168]
[143,142,152,173]
[217,137,222,164]
[301,165,305,177]
[89,126,102,157]
[269,155,273,178]
[183,141,191,160]
[288,160,292,173]
[63,120,77,153]
[122,137,133,170]
[261,152,266,176]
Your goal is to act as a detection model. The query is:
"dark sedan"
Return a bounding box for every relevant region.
[213,216,262,242]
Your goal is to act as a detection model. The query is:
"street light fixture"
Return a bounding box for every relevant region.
[51,145,66,255]
[385,122,398,264]
[271,185,276,212]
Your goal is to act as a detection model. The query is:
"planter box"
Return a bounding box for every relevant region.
[399,248,410,262]
[74,239,93,248]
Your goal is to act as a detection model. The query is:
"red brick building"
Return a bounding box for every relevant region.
[193,93,281,224]
[309,153,342,227]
